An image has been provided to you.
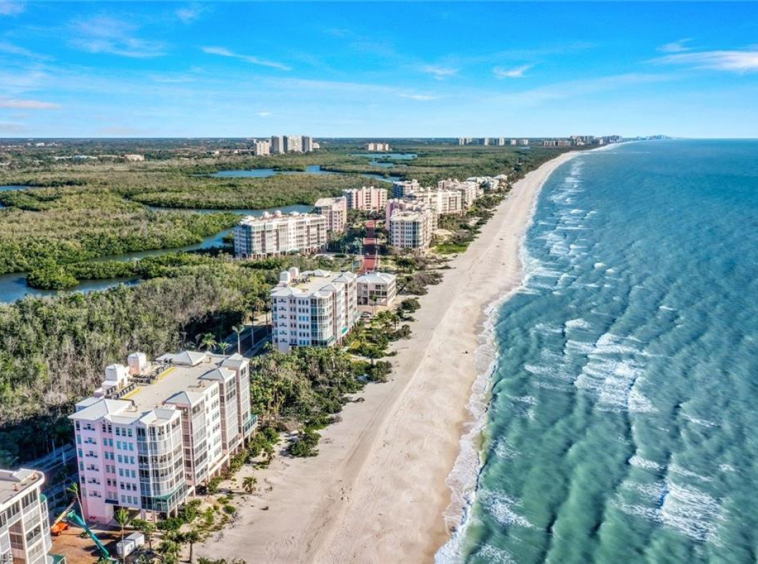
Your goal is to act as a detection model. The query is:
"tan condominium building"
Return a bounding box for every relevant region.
[357,272,397,307]
[408,187,463,215]
[385,199,438,230]
[1,469,55,564]
[252,140,271,156]
[342,186,388,212]
[365,142,390,152]
[438,178,480,207]
[271,268,358,353]
[70,351,256,524]
[389,208,434,252]
[314,196,348,234]
[391,179,420,199]
[234,211,327,259]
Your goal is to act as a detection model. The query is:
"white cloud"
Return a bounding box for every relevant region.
[69,16,165,58]
[493,65,532,78]
[0,0,25,16]
[658,39,693,53]
[0,122,25,133]
[653,48,758,73]
[420,65,458,80]
[202,46,291,71]
[0,98,60,109]
[400,93,436,101]
[176,4,204,24]
[257,111,272,117]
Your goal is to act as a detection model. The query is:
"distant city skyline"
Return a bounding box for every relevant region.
[1,1,757,138]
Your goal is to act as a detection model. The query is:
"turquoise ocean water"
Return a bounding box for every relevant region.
[441,140,758,563]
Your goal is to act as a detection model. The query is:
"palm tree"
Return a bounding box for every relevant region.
[217,341,231,356]
[132,518,156,551]
[159,539,179,564]
[200,333,217,352]
[67,482,83,516]
[232,325,244,354]
[184,529,201,563]
[242,476,257,494]
[114,507,130,543]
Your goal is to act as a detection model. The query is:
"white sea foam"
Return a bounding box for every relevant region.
[566,318,591,330]
[481,491,536,529]
[629,455,665,472]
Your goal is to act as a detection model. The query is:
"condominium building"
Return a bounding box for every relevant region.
[253,140,271,156]
[519,139,530,146]
[385,199,438,230]
[357,272,397,307]
[438,179,479,207]
[342,186,388,212]
[408,187,463,215]
[270,136,284,155]
[389,209,434,252]
[284,135,302,153]
[314,197,348,234]
[1,469,55,564]
[271,268,358,353]
[70,351,256,524]
[391,179,420,199]
[234,212,327,259]
[302,136,314,153]
[365,142,390,152]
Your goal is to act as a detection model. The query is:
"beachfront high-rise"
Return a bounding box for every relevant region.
[234,211,327,259]
[70,351,256,523]
[342,186,388,212]
[314,197,348,234]
[407,187,463,215]
[271,268,358,353]
[1,469,55,564]
[438,179,480,208]
[389,209,434,252]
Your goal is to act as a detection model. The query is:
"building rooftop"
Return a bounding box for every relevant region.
[272,269,357,298]
[314,196,346,208]
[358,272,396,284]
[0,468,43,507]
[71,352,248,423]
[238,211,321,227]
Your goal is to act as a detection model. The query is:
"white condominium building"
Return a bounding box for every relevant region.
[314,197,348,234]
[70,351,256,524]
[1,469,54,564]
[389,209,434,252]
[271,268,358,353]
[357,272,397,307]
[391,179,420,199]
[284,135,303,153]
[234,211,327,259]
[438,179,480,207]
[342,186,388,212]
[302,136,314,153]
[408,187,463,215]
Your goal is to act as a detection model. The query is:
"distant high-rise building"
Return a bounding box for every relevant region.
[253,140,271,156]
[303,136,314,152]
[365,142,390,152]
[284,135,303,153]
[271,136,284,154]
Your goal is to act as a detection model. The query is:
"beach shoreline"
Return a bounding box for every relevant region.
[197,150,580,563]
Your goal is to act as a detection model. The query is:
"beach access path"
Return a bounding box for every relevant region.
[197,151,579,563]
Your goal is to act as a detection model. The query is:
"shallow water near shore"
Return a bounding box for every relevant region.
[440,140,758,563]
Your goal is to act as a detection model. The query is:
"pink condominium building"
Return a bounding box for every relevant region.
[70,351,256,524]
[342,186,388,212]
[314,196,348,234]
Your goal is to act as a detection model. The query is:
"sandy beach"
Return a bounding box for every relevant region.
[197,151,579,563]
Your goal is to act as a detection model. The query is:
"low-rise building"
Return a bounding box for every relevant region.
[234,212,327,259]
[70,351,256,524]
[124,154,145,162]
[389,208,434,252]
[357,272,397,307]
[342,186,388,212]
[314,197,348,234]
[1,469,55,564]
[271,268,358,353]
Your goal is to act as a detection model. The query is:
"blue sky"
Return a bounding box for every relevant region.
[1,1,757,138]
